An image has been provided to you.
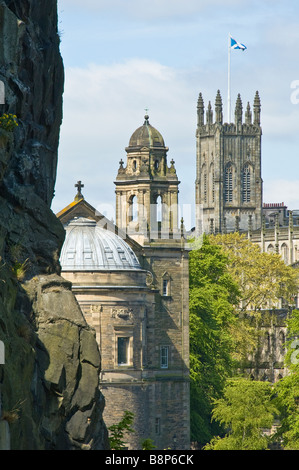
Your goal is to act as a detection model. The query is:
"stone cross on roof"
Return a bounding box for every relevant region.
[75,180,84,201]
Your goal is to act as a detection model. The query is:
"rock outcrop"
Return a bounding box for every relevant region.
[0,1,109,449]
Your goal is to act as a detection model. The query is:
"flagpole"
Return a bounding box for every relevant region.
[227,33,231,123]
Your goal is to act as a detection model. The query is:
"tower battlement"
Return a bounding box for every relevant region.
[197,90,262,136]
[195,90,263,235]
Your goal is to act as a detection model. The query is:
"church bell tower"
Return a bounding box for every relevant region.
[115,114,180,243]
[195,90,263,235]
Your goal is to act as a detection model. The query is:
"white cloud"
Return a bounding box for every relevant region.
[53,55,299,221]
[53,59,197,218]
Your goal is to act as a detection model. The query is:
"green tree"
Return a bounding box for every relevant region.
[210,232,299,314]
[210,232,299,369]
[108,410,135,450]
[274,309,299,449]
[141,438,157,450]
[189,235,240,446]
[205,378,278,450]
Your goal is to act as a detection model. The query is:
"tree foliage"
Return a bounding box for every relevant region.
[189,235,240,446]
[108,410,135,450]
[205,378,278,450]
[210,232,299,313]
[274,309,299,449]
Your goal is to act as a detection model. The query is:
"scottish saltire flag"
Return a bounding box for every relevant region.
[230,35,247,51]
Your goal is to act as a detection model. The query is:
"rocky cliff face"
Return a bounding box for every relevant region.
[0,1,109,449]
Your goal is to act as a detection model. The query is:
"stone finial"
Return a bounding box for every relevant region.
[180,217,185,239]
[168,158,176,175]
[197,92,204,126]
[253,90,261,125]
[74,180,84,201]
[235,94,243,125]
[206,101,213,125]
[215,90,223,124]
[245,102,252,125]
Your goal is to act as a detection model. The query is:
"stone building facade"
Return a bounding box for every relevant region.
[57,116,190,450]
[244,310,288,384]
[193,90,299,385]
[195,90,263,235]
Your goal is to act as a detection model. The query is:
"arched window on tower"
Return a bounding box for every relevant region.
[156,195,162,223]
[129,195,138,222]
[224,164,233,203]
[242,165,251,203]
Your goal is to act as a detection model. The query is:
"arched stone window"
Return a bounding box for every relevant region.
[224,164,233,202]
[162,272,171,297]
[155,195,162,223]
[129,195,138,222]
[281,243,288,264]
[242,164,251,202]
[267,244,274,253]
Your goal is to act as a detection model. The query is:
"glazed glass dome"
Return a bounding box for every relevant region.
[60,217,141,271]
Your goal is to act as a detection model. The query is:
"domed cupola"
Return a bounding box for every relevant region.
[128,114,165,149]
[60,217,141,271]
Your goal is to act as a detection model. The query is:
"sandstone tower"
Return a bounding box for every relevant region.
[115,113,180,243]
[195,90,263,235]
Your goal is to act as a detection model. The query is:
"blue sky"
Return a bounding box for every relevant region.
[53,0,299,229]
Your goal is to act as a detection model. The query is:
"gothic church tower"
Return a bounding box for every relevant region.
[195,90,263,234]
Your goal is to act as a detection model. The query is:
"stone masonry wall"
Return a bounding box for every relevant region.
[0,1,108,449]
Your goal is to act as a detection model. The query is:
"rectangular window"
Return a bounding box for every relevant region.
[118,337,130,365]
[160,346,169,369]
